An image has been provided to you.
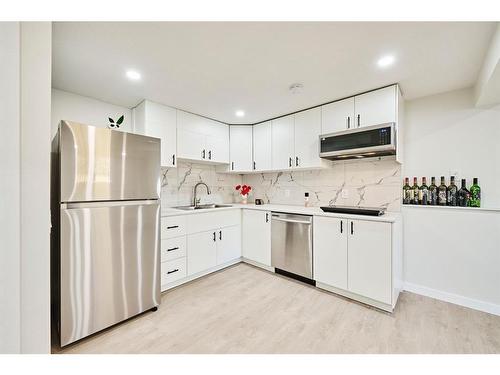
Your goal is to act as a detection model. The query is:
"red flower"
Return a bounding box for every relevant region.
[235,185,241,190]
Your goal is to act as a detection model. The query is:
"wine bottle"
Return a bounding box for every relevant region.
[403,177,412,205]
[411,177,419,205]
[469,178,481,207]
[438,176,447,206]
[429,177,438,205]
[457,179,470,207]
[418,177,429,205]
[447,176,458,206]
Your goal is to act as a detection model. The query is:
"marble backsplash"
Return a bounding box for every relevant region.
[241,159,402,212]
[160,161,242,209]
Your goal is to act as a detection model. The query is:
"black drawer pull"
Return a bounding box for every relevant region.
[340,220,343,233]
[167,269,179,275]
[167,247,179,252]
[166,225,179,229]
[351,221,354,235]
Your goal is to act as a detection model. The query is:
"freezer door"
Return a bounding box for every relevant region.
[59,200,160,347]
[59,121,161,202]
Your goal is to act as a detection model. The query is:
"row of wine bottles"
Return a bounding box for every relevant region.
[403,176,481,207]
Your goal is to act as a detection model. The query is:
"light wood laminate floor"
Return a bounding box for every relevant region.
[60,263,500,354]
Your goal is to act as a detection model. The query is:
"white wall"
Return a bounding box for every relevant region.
[403,87,500,315]
[0,21,21,354]
[404,87,500,209]
[51,88,133,137]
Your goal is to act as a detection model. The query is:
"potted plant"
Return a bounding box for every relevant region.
[235,184,251,204]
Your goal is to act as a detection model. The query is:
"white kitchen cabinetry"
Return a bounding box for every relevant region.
[347,219,392,305]
[271,115,295,170]
[252,121,272,171]
[242,210,271,267]
[354,85,397,128]
[177,110,229,164]
[321,97,355,134]
[313,217,348,290]
[293,107,326,169]
[229,125,253,172]
[133,100,177,167]
[187,230,217,276]
[216,225,241,265]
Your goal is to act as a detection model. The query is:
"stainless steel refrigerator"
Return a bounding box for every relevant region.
[51,121,161,347]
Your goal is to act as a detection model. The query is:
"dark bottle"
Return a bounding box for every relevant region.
[428,177,438,205]
[418,177,429,205]
[457,179,470,207]
[437,176,447,206]
[447,176,458,206]
[469,178,481,207]
[411,177,419,205]
[403,177,412,204]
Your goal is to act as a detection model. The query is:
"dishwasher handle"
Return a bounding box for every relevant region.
[271,216,312,225]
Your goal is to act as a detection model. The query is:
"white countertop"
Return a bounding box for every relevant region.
[162,203,400,223]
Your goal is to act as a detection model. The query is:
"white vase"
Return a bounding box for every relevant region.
[241,194,248,204]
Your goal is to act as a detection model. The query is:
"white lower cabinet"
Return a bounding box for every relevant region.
[242,209,271,267]
[347,220,392,305]
[313,216,395,309]
[187,230,218,276]
[161,257,187,285]
[216,225,241,265]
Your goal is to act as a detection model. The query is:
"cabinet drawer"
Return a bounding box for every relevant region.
[187,209,241,234]
[161,257,187,285]
[161,236,187,262]
[161,215,187,239]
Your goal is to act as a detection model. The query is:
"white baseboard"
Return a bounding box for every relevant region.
[403,282,500,316]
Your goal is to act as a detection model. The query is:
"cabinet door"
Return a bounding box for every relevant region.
[187,230,217,276]
[321,97,355,134]
[294,108,322,168]
[216,225,241,265]
[347,219,392,304]
[313,217,348,290]
[145,101,177,167]
[271,115,294,170]
[354,85,396,128]
[253,121,272,171]
[206,119,229,163]
[177,110,206,161]
[229,126,252,171]
[242,210,271,266]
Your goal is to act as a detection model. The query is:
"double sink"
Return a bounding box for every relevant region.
[173,204,233,211]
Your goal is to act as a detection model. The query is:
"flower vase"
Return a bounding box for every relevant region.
[241,194,248,204]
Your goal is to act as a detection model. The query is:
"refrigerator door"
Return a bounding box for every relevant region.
[59,200,160,347]
[59,121,161,202]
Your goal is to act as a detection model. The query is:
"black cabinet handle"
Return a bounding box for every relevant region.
[357,114,360,127]
[340,220,343,233]
[172,154,175,166]
[347,116,350,129]
[253,161,256,170]
[231,162,234,170]
[202,149,206,159]
[213,232,216,242]
[208,150,212,160]
[167,269,179,275]
[219,230,222,240]
[167,247,179,252]
[351,221,354,235]
[265,213,269,223]
[295,156,299,167]
[289,157,292,167]
[167,225,179,229]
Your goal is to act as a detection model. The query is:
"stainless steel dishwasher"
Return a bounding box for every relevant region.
[271,212,313,282]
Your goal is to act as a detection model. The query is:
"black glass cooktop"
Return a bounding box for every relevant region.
[320,205,386,216]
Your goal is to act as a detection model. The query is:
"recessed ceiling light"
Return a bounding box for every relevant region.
[377,55,396,68]
[235,110,245,118]
[126,70,141,81]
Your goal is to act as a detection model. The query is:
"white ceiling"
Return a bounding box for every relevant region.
[52,22,497,124]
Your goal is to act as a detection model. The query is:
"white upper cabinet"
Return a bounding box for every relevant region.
[253,121,272,171]
[354,85,397,128]
[271,115,295,170]
[177,110,229,164]
[321,97,355,134]
[133,100,177,167]
[294,107,324,169]
[229,125,253,172]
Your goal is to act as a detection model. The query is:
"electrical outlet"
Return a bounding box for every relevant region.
[285,189,291,198]
[341,189,349,199]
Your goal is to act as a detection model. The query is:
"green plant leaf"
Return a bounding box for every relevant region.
[108,117,114,123]
[117,115,124,125]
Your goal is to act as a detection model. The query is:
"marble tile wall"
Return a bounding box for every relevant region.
[241,159,402,212]
[160,161,243,208]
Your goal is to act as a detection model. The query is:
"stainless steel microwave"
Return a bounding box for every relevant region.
[319,122,396,161]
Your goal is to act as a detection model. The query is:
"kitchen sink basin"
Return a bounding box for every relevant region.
[173,204,233,211]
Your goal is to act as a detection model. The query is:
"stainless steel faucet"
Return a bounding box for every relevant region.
[193,181,211,206]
